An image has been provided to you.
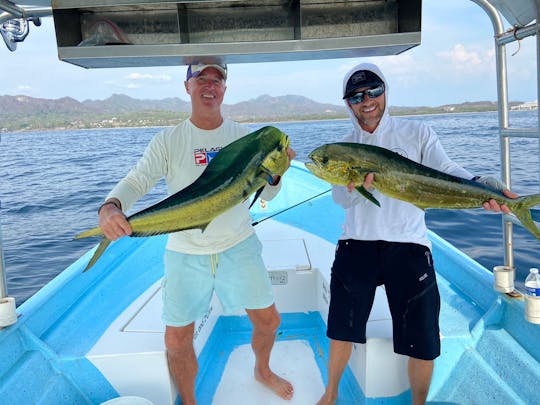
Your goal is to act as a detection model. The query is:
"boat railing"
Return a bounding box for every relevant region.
[471,0,539,273]
[0,214,6,299]
[0,210,16,328]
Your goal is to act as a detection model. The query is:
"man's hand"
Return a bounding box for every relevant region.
[474,176,518,214]
[98,199,132,240]
[286,147,296,168]
[347,172,374,192]
[482,189,518,214]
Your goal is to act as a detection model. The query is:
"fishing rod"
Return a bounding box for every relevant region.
[251,188,331,226]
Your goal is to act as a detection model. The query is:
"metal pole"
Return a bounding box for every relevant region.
[0,2,52,25]
[0,205,7,299]
[0,0,23,18]
[0,202,16,327]
[537,2,540,195]
[470,0,513,268]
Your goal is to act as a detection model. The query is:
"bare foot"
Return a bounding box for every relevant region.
[316,391,337,405]
[255,369,294,400]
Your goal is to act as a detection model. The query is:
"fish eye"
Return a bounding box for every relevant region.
[321,156,328,165]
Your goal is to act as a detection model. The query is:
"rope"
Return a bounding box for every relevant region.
[251,188,331,226]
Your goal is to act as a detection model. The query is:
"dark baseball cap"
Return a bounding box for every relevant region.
[343,70,384,99]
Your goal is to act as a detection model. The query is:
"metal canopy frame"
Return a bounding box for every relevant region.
[0,0,539,303]
[470,0,539,270]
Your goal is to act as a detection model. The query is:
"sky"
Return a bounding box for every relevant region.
[0,0,537,107]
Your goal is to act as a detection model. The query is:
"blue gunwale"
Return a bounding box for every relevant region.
[1,161,539,404]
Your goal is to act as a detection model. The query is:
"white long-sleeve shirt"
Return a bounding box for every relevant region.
[335,63,473,248]
[107,118,281,254]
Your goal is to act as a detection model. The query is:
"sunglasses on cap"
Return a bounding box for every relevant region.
[347,84,385,105]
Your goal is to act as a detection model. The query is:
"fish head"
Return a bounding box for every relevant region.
[259,126,291,178]
[307,143,366,186]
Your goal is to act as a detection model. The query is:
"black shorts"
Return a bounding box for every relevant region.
[327,240,441,360]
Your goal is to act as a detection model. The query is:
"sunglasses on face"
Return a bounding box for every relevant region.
[348,84,385,105]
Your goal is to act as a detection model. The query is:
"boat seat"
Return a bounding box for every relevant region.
[349,286,410,399]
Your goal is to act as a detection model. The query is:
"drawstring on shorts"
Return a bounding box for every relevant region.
[210,254,219,277]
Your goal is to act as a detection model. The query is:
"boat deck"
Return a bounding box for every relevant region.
[199,312,355,405]
[1,163,539,405]
[86,282,397,404]
[83,214,406,404]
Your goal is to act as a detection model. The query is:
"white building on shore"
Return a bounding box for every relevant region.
[510,100,538,110]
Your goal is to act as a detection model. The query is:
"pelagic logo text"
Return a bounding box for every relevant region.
[194,147,222,165]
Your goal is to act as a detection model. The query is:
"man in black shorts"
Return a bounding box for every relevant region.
[328,240,440,361]
[316,63,516,405]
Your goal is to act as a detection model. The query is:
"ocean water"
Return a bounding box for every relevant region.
[1,110,539,306]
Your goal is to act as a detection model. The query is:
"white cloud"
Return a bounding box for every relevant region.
[124,73,172,82]
[442,44,482,65]
[100,72,174,94]
[436,44,495,77]
[373,54,421,87]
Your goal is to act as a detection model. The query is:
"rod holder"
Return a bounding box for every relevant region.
[493,265,515,293]
[0,297,16,328]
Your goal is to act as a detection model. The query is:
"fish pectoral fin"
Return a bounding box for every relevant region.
[355,185,381,207]
[249,186,265,209]
[259,166,275,184]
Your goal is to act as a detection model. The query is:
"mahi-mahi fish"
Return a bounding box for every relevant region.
[76,126,290,271]
[306,142,540,240]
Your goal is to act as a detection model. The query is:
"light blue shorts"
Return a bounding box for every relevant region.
[161,234,274,327]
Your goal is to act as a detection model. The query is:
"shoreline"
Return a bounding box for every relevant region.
[0,112,487,134]
[4,107,536,134]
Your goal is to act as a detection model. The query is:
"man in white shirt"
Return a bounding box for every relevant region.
[98,63,296,404]
[317,62,516,405]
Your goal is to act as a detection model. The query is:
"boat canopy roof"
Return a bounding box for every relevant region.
[0,1,537,67]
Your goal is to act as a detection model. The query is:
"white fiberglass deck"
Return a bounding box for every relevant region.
[86,219,404,404]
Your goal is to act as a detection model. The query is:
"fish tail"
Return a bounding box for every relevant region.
[83,238,111,272]
[75,226,103,239]
[511,194,540,240]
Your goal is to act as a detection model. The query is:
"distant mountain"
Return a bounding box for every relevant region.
[222,94,346,121]
[0,93,348,132]
[81,94,192,114]
[0,95,91,116]
[0,93,345,118]
[0,94,525,133]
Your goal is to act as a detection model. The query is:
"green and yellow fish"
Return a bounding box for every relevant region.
[76,126,290,270]
[306,142,540,239]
